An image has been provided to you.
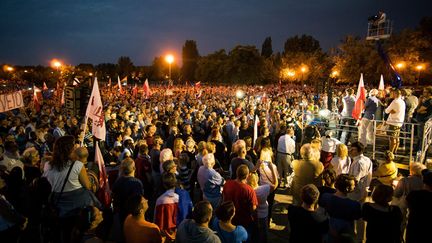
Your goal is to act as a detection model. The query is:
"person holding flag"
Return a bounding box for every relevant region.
[85,78,111,208]
[117,76,125,95]
[358,89,379,147]
[143,78,151,99]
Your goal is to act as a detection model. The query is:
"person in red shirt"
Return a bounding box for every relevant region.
[222,164,258,242]
[123,194,163,243]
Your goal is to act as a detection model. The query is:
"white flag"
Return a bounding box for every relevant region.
[85,78,106,140]
[378,74,385,90]
[253,115,259,147]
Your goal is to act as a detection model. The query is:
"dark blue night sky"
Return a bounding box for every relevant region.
[1,0,431,65]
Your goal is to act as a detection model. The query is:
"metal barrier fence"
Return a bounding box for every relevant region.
[301,110,431,165]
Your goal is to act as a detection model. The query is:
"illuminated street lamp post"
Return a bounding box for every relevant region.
[51,59,62,72]
[165,54,174,82]
[395,62,405,70]
[416,64,424,86]
[300,66,308,90]
[328,70,339,112]
[5,66,14,72]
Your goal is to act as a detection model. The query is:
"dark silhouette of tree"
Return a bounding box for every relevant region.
[261,37,273,58]
[195,49,229,83]
[283,34,321,55]
[95,63,117,82]
[117,56,134,78]
[282,35,329,85]
[181,40,200,82]
[225,45,264,84]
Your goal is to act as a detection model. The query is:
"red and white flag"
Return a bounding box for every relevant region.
[194,81,201,89]
[43,82,48,91]
[132,84,138,98]
[352,73,367,120]
[33,85,41,112]
[73,78,80,86]
[85,78,106,140]
[143,79,151,98]
[117,76,125,95]
[95,142,111,208]
[108,77,112,87]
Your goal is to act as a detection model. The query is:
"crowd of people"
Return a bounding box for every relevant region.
[0,82,431,243]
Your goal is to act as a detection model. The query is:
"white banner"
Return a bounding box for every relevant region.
[0,91,24,113]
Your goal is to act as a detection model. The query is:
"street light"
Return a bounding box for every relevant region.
[165,54,174,82]
[300,65,308,89]
[416,64,424,85]
[51,59,62,72]
[395,62,405,70]
[5,66,14,72]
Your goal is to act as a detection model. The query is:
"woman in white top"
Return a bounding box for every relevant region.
[43,136,94,217]
[330,143,351,176]
[257,147,278,228]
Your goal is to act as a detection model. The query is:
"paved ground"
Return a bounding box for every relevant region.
[268,188,292,242]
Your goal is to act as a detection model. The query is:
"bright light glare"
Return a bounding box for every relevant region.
[416,65,424,70]
[51,59,62,68]
[319,109,331,118]
[165,54,174,64]
[395,62,404,69]
[236,90,245,99]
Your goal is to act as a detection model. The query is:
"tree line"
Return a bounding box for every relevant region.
[1,17,431,88]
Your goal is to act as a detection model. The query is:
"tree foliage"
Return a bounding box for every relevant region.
[281,35,330,84]
[284,34,321,54]
[261,37,273,58]
[181,40,200,82]
[117,56,134,78]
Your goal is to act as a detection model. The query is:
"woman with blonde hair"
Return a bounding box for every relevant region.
[291,144,324,206]
[196,141,208,167]
[247,171,272,242]
[173,138,185,159]
[257,147,278,226]
[330,144,351,176]
[372,150,398,186]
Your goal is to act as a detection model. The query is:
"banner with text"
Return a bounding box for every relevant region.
[0,91,24,113]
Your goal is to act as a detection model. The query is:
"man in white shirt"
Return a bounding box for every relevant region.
[339,88,356,145]
[276,127,296,188]
[385,89,406,153]
[348,142,372,202]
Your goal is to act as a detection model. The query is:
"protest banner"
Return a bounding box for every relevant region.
[0,91,24,113]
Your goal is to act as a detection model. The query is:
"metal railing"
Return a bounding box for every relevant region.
[366,19,393,40]
[301,110,430,165]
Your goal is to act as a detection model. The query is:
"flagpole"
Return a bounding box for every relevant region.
[81,116,89,146]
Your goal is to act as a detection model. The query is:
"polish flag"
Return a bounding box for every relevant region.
[85,78,106,140]
[43,82,48,91]
[194,81,201,89]
[117,76,125,95]
[108,77,111,87]
[132,84,138,98]
[143,79,151,98]
[95,142,111,208]
[352,73,367,120]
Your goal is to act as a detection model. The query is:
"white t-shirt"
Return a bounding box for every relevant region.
[254,184,271,219]
[330,156,351,176]
[43,160,84,192]
[321,137,341,153]
[385,97,406,127]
